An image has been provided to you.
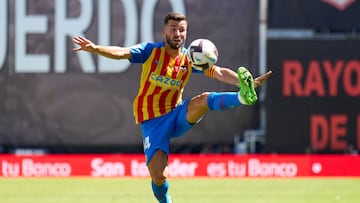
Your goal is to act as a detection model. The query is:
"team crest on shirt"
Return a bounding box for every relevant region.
[174,65,188,72]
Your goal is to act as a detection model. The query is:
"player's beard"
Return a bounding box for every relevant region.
[166,35,183,49]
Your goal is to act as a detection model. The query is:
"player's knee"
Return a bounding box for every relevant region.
[199,92,210,105]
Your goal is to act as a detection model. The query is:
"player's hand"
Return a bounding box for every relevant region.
[72,36,97,52]
[254,70,272,88]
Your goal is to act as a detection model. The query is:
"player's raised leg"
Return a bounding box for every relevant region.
[185,67,258,124]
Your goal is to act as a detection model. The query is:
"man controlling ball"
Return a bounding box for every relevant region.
[73,12,272,203]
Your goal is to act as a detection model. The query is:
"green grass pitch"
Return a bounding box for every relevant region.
[0,178,359,203]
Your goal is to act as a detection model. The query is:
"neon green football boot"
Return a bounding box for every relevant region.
[237,67,257,105]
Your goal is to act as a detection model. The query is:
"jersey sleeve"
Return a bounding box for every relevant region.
[129,42,164,64]
[204,66,216,78]
[128,43,149,63]
[192,66,216,78]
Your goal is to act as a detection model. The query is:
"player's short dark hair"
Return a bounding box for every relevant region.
[164,12,187,25]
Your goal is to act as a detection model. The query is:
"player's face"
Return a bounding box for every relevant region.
[163,20,187,49]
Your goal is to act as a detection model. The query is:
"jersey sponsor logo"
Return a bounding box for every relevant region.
[149,73,183,89]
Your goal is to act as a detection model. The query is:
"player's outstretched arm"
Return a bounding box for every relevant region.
[212,66,272,88]
[212,66,239,85]
[72,36,131,60]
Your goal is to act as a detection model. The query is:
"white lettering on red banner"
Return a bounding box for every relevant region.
[91,158,125,177]
[1,154,359,178]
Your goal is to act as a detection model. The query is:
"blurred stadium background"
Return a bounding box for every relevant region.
[0,0,360,178]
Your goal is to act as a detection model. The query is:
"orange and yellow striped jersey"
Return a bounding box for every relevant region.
[129,42,215,124]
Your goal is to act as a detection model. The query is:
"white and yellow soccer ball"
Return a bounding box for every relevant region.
[186,39,218,71]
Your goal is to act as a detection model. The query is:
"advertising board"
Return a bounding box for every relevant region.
[1,154,359,177]
[266,39,360,153]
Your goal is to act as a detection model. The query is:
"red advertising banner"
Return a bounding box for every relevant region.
[1,154,359,178]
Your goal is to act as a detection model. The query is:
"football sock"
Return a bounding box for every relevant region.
[207,92,241,110]
[152,180,170,203]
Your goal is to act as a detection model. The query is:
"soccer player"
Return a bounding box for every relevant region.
[73,12,271,203]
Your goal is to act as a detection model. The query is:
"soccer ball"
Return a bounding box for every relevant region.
[186,39,218,71]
